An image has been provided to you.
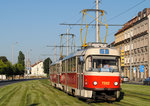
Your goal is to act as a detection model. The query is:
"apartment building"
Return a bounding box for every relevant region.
[115,8,150,81]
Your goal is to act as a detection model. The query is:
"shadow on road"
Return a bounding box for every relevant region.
[79,92,124,104]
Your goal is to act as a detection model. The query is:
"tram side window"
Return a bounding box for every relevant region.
[53,65,56,74]
[68,59,71,72]
[72,57,76,72]
[51,66,54,74]
[86,56,92,71]
[70,59,72,72]
[55,65,57,71]
[67,59,70,72]
[49,67,51,74]
[53,66,55,73]
[57,64,60,73]
[62,61,65,72]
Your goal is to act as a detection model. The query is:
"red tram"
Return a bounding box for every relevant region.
[50,43,121,101]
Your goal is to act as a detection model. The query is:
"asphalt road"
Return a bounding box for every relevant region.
[0,78,48,87]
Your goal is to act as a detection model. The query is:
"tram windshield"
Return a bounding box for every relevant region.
[86,56,119,72]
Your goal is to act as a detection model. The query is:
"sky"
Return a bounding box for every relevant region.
[0,0,149,64]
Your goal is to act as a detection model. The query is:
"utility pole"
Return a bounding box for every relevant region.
[46,45,79,61]
[67,29,69,56]
[71,34,75,53]
[47,32,75,60]
[96,0,99,42]
[59,33,75,56]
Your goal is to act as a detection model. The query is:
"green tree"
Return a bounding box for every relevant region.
[0,60,6,75]
[13,63,24,78]
[0,56,8,63]
[0,60,15,79]
[43,57,52,76]
[17,64,24,75]
[5,61,14,80]
[18,51,25,67]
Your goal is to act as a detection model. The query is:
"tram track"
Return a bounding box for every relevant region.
[0,79,150,106]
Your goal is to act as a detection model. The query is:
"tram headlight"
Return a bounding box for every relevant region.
[93,81,97,86]
[114,82,118,86]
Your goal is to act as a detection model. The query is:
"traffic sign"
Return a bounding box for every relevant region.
[133,67,136,73]
[139,65,144,72]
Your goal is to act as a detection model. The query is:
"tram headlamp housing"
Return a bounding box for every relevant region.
[114,82,118,86]
[93,81,97,86]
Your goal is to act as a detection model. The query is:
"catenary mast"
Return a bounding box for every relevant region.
[96,0,99,42]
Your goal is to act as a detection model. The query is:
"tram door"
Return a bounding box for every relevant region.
[77,57,83,95]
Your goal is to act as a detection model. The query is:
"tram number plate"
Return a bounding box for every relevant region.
[102,81,110,85]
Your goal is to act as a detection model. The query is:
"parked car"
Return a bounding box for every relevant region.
[143,77,150,85]
[121,76,129,83]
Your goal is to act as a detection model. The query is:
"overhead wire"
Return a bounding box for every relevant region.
[105,0,147,44]
[71,2,97,44]
[69,2,96,31]
[78,0,146,29]
[56,0,147,52]
[107,0,146,22]
[60,1,96,48]
[85,0,147,42]
[49,0,147,60]
[57,0,146,50]
[86,0,146,25]
[50,2,96,61]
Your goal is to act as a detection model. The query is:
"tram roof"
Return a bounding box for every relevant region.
[51,47,119,64]
[50,49,85,66]
[62,49,85,61]
[63,47,120,61]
